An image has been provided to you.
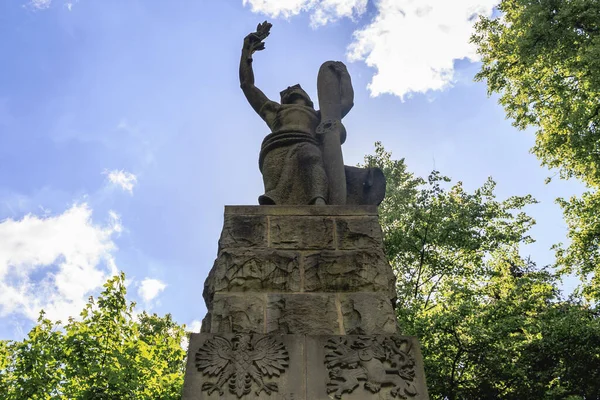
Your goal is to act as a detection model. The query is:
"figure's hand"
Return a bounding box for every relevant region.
[243,33,264,52]
[243,21,272,55]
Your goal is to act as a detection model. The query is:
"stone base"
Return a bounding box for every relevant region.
[182,333,429,400]
[202,206,398,336]
[186,206,429,398]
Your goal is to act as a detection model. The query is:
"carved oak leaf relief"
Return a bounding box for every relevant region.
[325,336,418,399]
[195,334,289,398]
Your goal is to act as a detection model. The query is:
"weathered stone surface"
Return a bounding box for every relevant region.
[335,216,383,250]
[240,23,386,206]
[219,215,267,250]
[211,249,301,293]
[345,165,387,206]
[340,293,398,335]
[186,205,430,397]
[200,313,211,334]
[266,294,341,335]
[306,335,429,400]
[183,334,428,399]
[183,333,306,400]
[270,216,335,249]
[303,250,395,297]
[210,293,265,334]
[225,205,378,216]
[202,266,216,310]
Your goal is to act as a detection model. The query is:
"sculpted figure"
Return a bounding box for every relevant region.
[239,22,385,206]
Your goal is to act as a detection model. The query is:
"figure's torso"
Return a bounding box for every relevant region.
[262,102,319,136]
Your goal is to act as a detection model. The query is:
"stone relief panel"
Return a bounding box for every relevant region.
[303,250,395,297]
[269,216,335,249]
[266,293,340,335]
[184,334,428,399]
[324,336,419,399]
[335,217,383,250]
[212,249,301,293]
[210,293,265,334]
[195,334,289,398]
[219,215,267,250]
[340,293,398,335]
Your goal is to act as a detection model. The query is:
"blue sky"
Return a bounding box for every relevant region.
[0,0,585,339]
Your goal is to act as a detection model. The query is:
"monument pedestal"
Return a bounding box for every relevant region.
[182,206,429,399]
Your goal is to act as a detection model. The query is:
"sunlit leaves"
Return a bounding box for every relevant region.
[366,143,600,399]
[0,273,187,399]
[364,142,537,319]
[556,190,600,301]
[473,0,600,185]
[472,0,600,301]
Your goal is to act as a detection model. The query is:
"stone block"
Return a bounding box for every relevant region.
[182,333,306,400]
[200,313,211,333]
[218,214,267,250]
[183,334,429,400]
[210,293,265,334]
[211,249,301,293]
[266,294,341,335]
[269,216,335,250]
[335,216,383,250]
[303,250,395,297]
[224,205,378,216]
[185,206,430,398]
[340,293,398,335]
[202,265,217,309]
[306,335,429,400]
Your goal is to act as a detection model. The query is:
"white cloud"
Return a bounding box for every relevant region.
[105,169,138,194]
[180,319,203,350]
[188,319,202,333]
[137,278,167,303]
[243,0,498,99]
[27,0,52,9]
[26,0,78,10]
[0,204,120,322]
[347,0,498,99]
[243,0,368,26]
[65,0,78,11]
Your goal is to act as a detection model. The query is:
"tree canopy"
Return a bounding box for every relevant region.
[0,273,187,400]
[472,0,600,186]
[365,142,600,400]
[472,0,600,301]
[4,1,600,395]
[2,145,599,399]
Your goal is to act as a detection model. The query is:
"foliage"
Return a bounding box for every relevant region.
[556,190,600,301]
[365,143,600,400]
[0,273,187,400]
[472,0,600,186]
[364,143,537,319]
[472,0,600,301]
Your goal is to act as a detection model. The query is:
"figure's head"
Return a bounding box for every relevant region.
[280,84,314,108]
[232,334,252,351]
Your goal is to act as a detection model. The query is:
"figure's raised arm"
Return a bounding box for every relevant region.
[239,22,274,115]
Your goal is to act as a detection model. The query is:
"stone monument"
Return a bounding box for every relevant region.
[182,22,429,399]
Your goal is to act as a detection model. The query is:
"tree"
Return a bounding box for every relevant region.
[364,143,600,399]
[0,273,187,400]
[555,191,600,300]
[363,143,538,323]
[472,0,600,186]
[472,0,600,301]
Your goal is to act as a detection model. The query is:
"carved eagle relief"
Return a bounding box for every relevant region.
[195,334,289,398]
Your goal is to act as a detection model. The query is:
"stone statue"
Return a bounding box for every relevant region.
[182,23,429,398]
[239,21,385,206]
